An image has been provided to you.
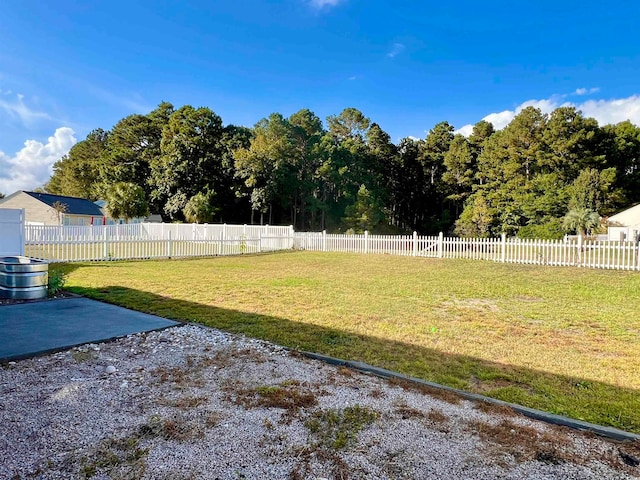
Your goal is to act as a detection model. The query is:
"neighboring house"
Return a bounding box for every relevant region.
[607,204,640,241]
[0,191,105,226]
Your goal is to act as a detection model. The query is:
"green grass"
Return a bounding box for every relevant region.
[60,251,640,433]
[26,239,260,262]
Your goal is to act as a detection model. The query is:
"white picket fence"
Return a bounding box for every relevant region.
[25,223,294,263]
[293,231,640,271]
[22,223,640,271]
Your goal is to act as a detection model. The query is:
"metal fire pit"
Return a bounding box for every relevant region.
[0,256,48,300]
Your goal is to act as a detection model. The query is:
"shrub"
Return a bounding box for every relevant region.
[48,268,68,296]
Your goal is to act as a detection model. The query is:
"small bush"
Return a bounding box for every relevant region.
[48,268,68,296]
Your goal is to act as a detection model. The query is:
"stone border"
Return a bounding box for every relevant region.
[299,351,640,443]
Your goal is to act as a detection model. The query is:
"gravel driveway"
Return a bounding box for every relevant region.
[1,325,638,479]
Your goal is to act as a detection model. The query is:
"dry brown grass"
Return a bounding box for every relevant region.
[139,414,204,442]
[474,400,517,417]
[427,408,449,427]
[289,446,351,480]
[368,388,385,399]
[467,418,576,465]
[388,377,462,405]
[394,403,426,420]
[224,383,318,417]
[80,436,148,479]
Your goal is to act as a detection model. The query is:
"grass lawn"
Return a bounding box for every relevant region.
[61,251,640,434]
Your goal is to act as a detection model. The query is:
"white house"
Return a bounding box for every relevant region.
[0,191,106,226]
[0,191,161,226]
[607,204,640,241]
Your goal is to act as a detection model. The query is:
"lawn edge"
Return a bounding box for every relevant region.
[299,350,640,443]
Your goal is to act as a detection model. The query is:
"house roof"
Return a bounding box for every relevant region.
[23,191,104,216]
[608,203,640,227]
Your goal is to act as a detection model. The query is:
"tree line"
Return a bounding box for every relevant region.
[43,102,640,237]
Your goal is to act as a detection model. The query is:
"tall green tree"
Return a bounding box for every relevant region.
[46,129,108,199]
[443,134,475,216]
[503,106,547,181]
[151,105,226,221]
[219,124,253,223]
[289,109,325,230]
[234,113,297,225]
[568,167,622,215]
[540,107,602,180]
[342,185,385,233]
[468,120,495,159]
[602,121,640,204]
[389,137,426,231]
[104,182,149,223]
[98,103,174,213]
[326,107,370,141]
[421,121,454,186]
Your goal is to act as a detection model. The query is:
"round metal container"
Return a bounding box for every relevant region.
[0,256,48,300]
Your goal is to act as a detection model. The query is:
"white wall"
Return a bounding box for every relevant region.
[0,208,25,256]
[608,226,640,242]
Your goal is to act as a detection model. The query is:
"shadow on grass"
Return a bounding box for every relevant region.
[67,282,640,435]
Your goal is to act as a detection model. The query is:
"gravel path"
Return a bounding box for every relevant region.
[1,324,638,479]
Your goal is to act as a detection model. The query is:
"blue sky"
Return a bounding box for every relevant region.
[1,0,640,193]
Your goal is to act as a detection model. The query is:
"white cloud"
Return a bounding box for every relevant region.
[455,93,640,136]
[580,95,640,125]
[0,127,76,195]
[0,93,51,125]
[455,125,474,137]
[348,75,357,81]
[574,87,600,96]
[387,43,405,58]
[309,0,343,8]
[482,110,519,130]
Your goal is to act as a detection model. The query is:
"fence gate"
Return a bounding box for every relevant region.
[0,208,25,256]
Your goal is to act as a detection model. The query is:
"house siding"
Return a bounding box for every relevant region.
[0,192,60,225]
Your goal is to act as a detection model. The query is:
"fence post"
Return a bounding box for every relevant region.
[322,230,327,252]
[364,231,369,254]
[19,210,26,256]
[103,226,109,260]
[637,240,640,271]
[577,234,583,266]
[168,230,173,259]
[289,225,295,249]
[501,233,507,263]
[413,231,418,257]
[258,232,262,253]
[438,232,444,258]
